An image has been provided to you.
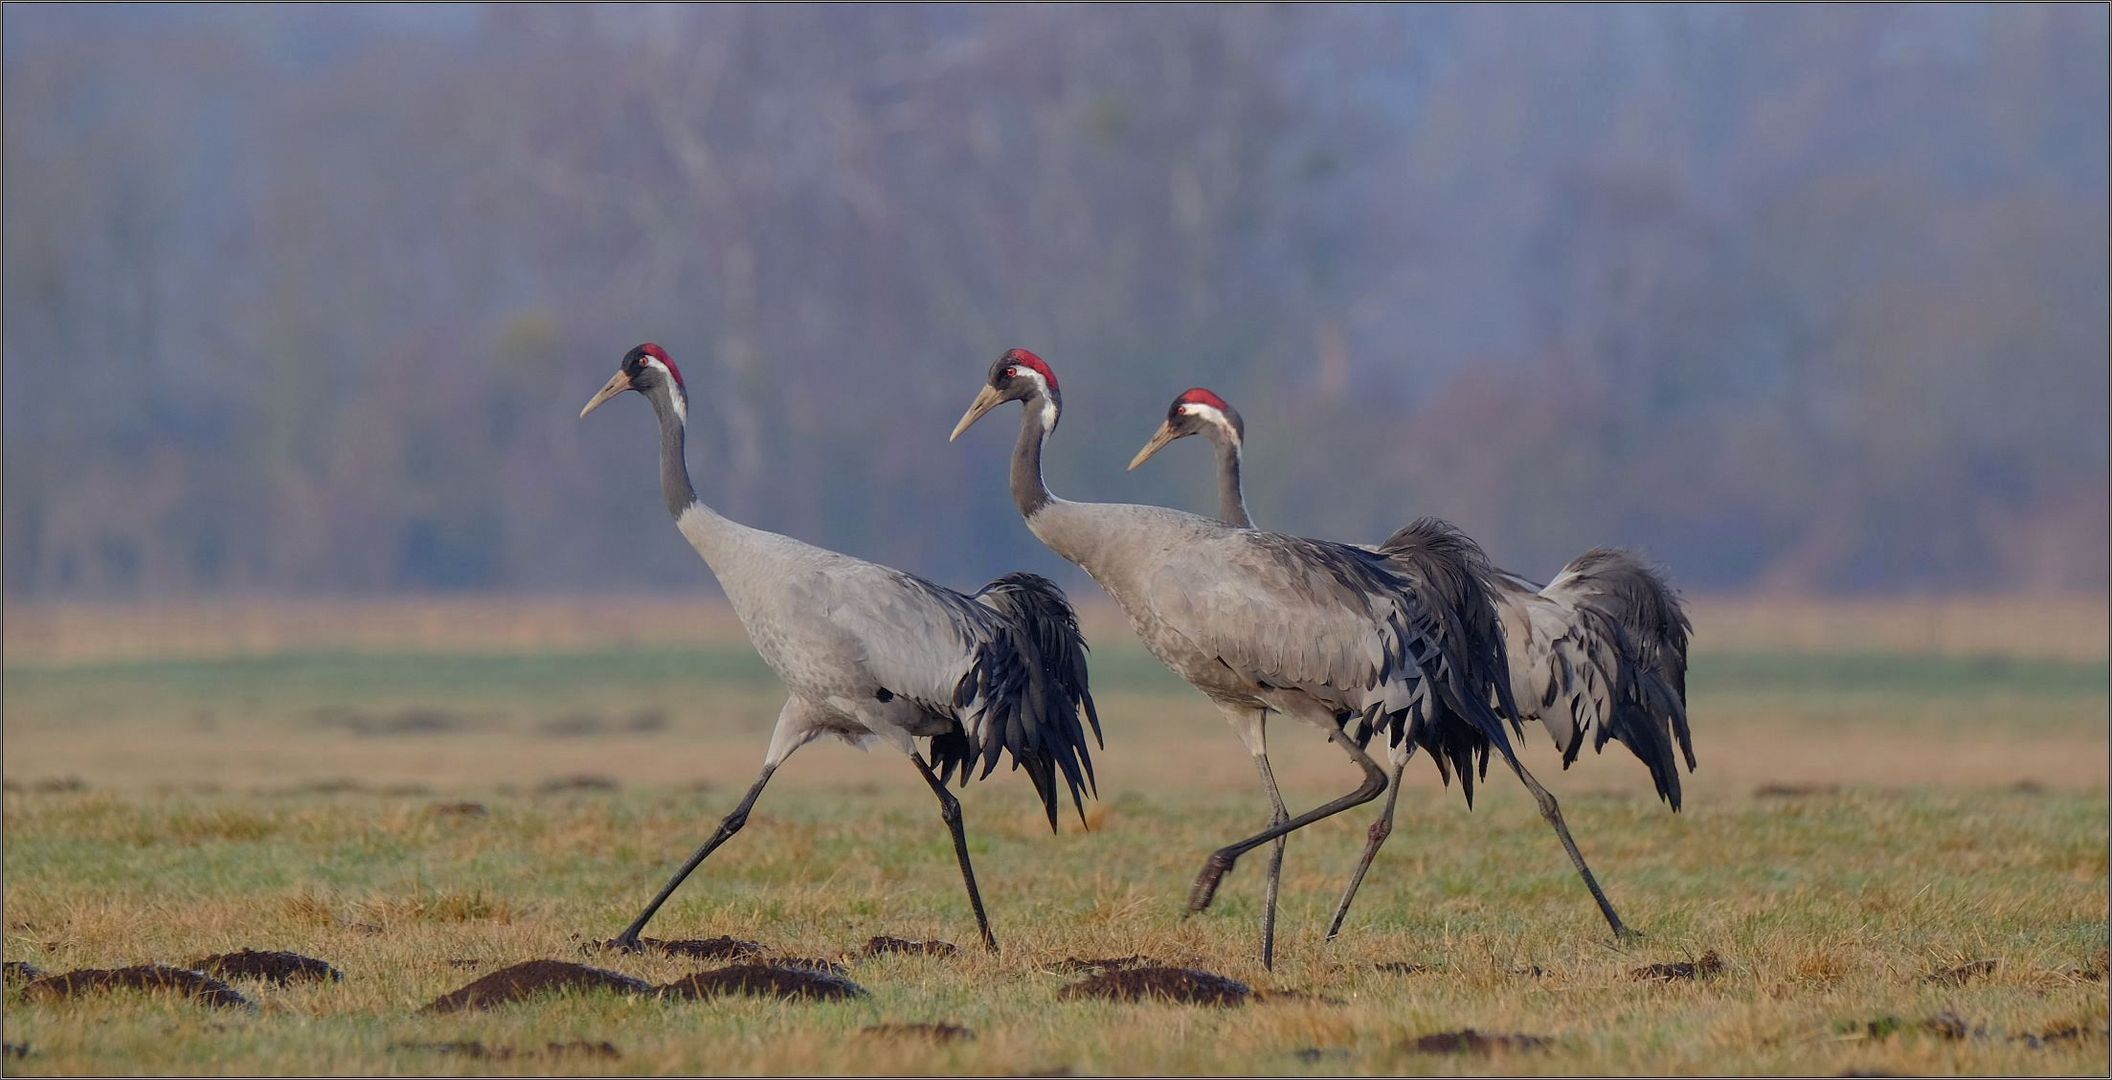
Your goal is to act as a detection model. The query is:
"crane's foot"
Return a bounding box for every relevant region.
[1186,850,1237,914]
[1612,924,1644,945]
[599,933,646,954]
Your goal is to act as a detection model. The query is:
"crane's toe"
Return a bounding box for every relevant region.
[1186,850,1238,913]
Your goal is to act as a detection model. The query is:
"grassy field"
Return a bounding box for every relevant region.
[2,596,2107,1075]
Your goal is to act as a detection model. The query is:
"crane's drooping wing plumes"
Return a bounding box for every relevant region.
[1142,520,1519,806]
[1542,548,1696,774]
[1496,577,1691,808]
[960,572,1102,825]
[841,565,1101,831]
[1371,517,1524,803]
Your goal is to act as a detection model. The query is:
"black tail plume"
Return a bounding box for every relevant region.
[970,572,1102,830]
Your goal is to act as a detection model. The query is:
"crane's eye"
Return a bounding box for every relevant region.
[1004,366,1019,379]
[1176,405,1191,416]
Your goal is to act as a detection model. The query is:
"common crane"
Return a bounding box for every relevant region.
[580,343,1101,953]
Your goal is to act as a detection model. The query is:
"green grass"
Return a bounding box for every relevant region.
[2,637,2107,1074]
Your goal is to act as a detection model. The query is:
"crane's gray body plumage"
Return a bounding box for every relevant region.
[1026,471,1516,771]
[675,466,1100,827]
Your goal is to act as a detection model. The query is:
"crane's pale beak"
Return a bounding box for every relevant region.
[1127,421,1181,470]
[579,371,634,418]
[949,385,1005,442]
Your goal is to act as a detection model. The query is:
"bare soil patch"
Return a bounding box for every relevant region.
[1058,966,1251,1006]
[23,965,252,1009]
[1631,950,1726,982]
[863,935,957,958]
[659,962,868,1002]
[186,949,341,986]
[1407,1029,1552,1054]
[421,960,651,1012]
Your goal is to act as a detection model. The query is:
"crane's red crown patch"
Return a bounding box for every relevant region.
[1003,348,1058,391]
[1175,387,1231,412]
[637,343,684,390]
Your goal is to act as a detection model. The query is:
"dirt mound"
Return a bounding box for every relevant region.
[861,1022,975,1042]
[864,936,957,958]
[634,936,765,961]
[3,961,45,985]
[186,949,341,986]
[1058,966,1251,1006]
[1631,950,1725,982]
[1407,1029,1551,1054]
[658,962,867,1002]
[23,965,252,1009]
[422,960,652,1013]
[1928,958,1996,985]
[1053,954,1157,974]
[1,1042,25,1059]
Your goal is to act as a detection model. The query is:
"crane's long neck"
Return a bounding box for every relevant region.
[650,388,698,518]
[647,385,738,556]
[1011,391,1057,519]
[1207,428,1253,528]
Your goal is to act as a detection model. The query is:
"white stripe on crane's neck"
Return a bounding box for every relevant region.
[1013,367,1058,430]
[643,356,686,424]
[1181,403,1239,443]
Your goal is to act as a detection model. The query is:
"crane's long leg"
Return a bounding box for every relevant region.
[607,762,780,951]
[910,751,999,953]
[1491,743,1634,939]
[1324,756,1408,940]
[1253,753,1290,971]
[1189,727,1388,915]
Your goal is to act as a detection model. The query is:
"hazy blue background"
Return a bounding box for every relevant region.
[4,3,2105,600]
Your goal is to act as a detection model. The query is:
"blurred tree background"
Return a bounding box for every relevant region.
[3,4,2105,599]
